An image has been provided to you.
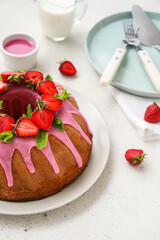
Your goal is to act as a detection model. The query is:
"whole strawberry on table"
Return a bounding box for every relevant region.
[144,102,160,123]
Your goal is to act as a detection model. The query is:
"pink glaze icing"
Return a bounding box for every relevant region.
[0,85,92,187]
[4,39,35,55]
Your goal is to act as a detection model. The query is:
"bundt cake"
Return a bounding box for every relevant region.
[0,71,92,201]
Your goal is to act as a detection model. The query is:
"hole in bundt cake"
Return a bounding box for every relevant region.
[12,99,22,121]
[0,86,39,121]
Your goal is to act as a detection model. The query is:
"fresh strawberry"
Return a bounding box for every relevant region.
[125,149,146,166]
[0,81,7,94]
[42,94,63,112]
[31,108,54,130]
[59,60,77,76]
[16,118,39,137]
[26,78,40,86]
[38,80,58,95]
[1,71,25,84]
[25,71,44,89]
[144,102,160,123]
[25,71,43,81]
[0,115,15,134]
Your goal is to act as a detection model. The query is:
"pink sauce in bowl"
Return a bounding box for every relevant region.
[0,32,39,71]
[4,39,35,55]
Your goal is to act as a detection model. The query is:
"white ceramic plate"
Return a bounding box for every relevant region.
[0,89,110,215]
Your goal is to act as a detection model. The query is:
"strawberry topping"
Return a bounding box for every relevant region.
[25,71,43,81]
[1,71,25,83]
[0,81,7,94]
[0,115,15,134]
[38,80,58,95]
[31,108,54,130]
[42,94,63,112]
[0,72,65,148]
[16,118,39,137]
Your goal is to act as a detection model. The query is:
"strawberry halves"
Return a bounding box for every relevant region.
[42,94,63,112]
[31,108,54,130]
[125,149,146,166]
[16,118,39,137]
[0,115,15,134]
[0,81,7,94]
[1,71,25,83]
[38,80,58,95]
[59,60,77,76]
[25,71,44,88]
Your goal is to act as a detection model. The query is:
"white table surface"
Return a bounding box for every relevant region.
[0,0,160,239]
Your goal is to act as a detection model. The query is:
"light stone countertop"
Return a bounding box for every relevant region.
[0,0,160,239]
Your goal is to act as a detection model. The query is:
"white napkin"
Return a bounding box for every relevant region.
[109,85,160,141]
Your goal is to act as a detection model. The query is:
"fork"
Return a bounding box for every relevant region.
[100,29,127,87]
[100,20,160,93]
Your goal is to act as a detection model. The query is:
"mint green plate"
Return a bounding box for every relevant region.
[85,11,160,98]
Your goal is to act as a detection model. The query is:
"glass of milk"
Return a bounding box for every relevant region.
[38,0,87,41]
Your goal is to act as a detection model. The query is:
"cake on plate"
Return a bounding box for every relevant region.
[0,71,92,201]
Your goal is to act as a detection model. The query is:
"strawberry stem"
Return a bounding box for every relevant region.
[12,116,24,135]
[36,99,46,110]
[153,102,160,108]
[131,153,146,165]
[0,101,3,110]
[57,59,66,66]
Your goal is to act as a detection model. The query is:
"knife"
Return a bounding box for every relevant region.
[132,5,160,51]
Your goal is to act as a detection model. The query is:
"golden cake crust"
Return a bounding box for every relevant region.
[0,97,92,201]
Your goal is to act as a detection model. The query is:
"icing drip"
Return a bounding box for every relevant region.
[0,137,36,187]
[0,86,91,187]
[57,88,92,136]
[0,145,14,187]
[41,141,59,174]
[49,127,83,168]
[56,100,92,144]
[0,136,60,186]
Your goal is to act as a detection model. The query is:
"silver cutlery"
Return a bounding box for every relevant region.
[123,20,160,93]
[132,5,160,51]
[100,18,160,93]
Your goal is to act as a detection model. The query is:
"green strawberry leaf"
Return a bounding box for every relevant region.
[27,104,32,118]
[52,117,64,132]
[45,75,53,81]
[36,129,48,150]
[7,74,14,80]
[17,70,25,73]
[0,75,2,81]
[36,99,46,110]
[26,81,35,90]
[54,89,70,101]
[0,101,3,110]
[22,114,28,118]
[7,74,24,84]
[0,131,15,143]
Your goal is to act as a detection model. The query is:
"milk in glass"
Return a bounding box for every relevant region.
[38,0,76,41]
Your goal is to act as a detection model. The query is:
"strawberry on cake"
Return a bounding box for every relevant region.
[0,71,92,201]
